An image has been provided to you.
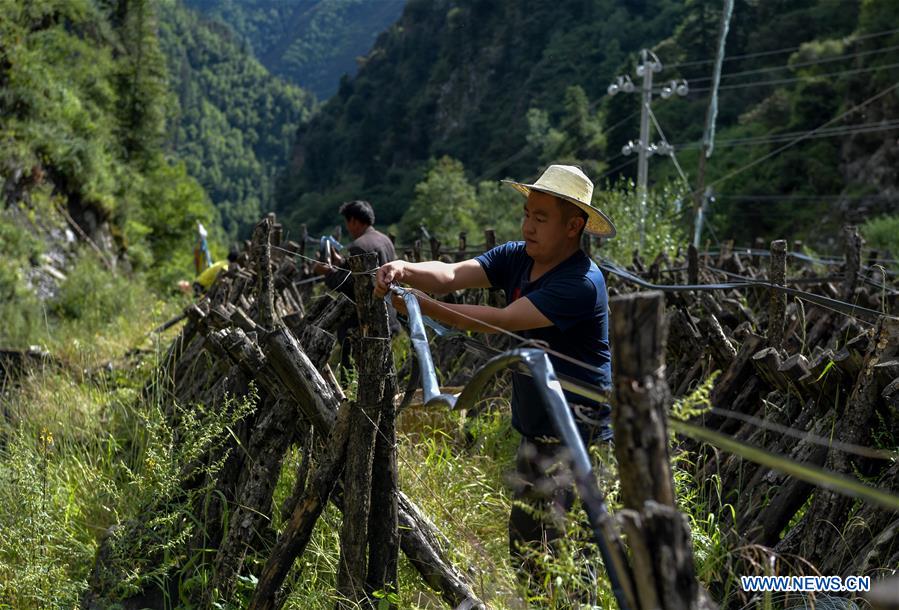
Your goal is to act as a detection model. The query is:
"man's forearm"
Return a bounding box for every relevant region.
[400,261,460,293]
[415,295,505,334]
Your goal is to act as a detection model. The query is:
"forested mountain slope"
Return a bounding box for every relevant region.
[0,0,220,343]
[183,0,405,100]
[275,0,899,248]
[158,2,317,237]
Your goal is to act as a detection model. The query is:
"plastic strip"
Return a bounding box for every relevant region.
[671,419,899,512]
[453,348,634,610]
[392,286,457,408]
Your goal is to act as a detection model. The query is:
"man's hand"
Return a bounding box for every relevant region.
[312,261,332,276]
[390,292,407,315]
[375,260,407,297]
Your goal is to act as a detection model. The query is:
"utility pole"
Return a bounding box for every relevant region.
[609,50,687,249]
[693,0,735,247]
[636,49,654,252]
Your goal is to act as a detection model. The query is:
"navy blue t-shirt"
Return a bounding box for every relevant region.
[476,242,613,438]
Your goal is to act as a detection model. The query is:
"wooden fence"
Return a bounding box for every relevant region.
[78,214,899,610]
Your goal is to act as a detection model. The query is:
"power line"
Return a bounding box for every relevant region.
[718,194,895,201]
[687,43,899,83]
[676,119,899,150]
[689,60,899,92]
[698,80,899,197]
[666,26,899,69]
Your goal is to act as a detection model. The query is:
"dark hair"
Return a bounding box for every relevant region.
[339,200,375,226]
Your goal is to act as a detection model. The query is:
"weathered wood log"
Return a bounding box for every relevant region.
[253,215,276,329]
[335,252,399,607]
[366,367,399,599]
[611,291,710,610]
[710,332,764,408]
[336,254,388,608]
[211,394,295,599]
[484,228,496,251]
[740,407,834,545]
[776,317,899,566]
[700,313,736,371]
[355,256,400,600]
[298,324,336,368]
[213,321,482,608]
[687,244,699,285]
[842,224,863,300]
[456,231,467,262]
[767,239,787,349]
[822,461,899,576]
[752,347,787,392]
[248,405,353,610]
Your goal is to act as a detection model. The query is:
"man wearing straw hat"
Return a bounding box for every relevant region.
[375,164,615,596]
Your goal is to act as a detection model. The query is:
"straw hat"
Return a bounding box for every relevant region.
[502,165,616,237]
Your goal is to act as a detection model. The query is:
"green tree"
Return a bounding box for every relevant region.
[399,156,479,241]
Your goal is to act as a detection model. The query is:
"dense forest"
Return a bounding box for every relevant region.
[158,1,316,237]
[276,0,899,254]
[183,0,405,100]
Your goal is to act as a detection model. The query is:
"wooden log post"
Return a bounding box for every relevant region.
[484,228,496,251]
[272,221,283,248]
[354,255,400,600]
[456,231,467,262]
[688,243,699,285]
[610,291,710,610]
[611,292,675,509]
[336,252,394,608]
[767,239,787,350]
[842,224,863,300]
[412,239,422,263]
[717,239,733,268]
[253,215,276,330]
[429,236,441,261]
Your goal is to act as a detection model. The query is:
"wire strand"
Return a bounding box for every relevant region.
[666,26,899,69]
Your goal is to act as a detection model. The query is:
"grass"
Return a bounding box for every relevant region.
[2,266,884,610]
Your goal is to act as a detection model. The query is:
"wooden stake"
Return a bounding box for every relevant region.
[767,239,787,350]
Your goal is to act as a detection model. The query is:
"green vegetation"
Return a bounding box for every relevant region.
[158,2,316,238]
[861,215,899,262]
[183,0,405,100]
[276,0,899,251]
[0,298,736,608]
[0,0,223,321]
